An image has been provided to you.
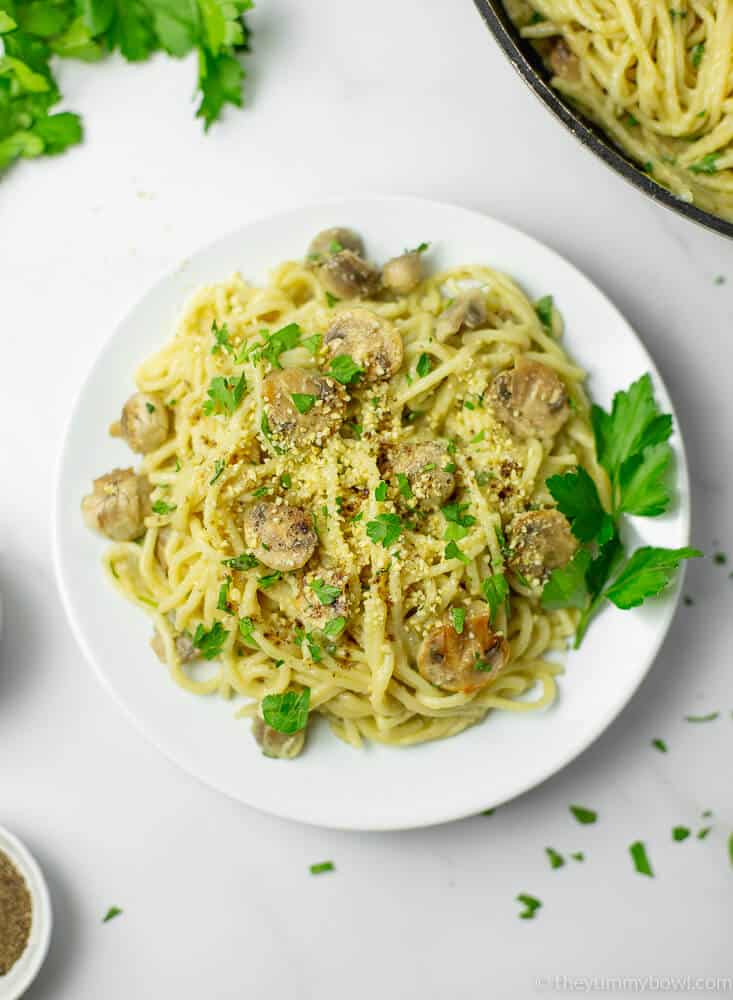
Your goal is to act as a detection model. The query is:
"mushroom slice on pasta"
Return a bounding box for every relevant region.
[508,509,577,587]
[418,613,509,694]
[488,358,570,439]
[81,468,151,541]
[262,368,346,447]
[324,308,403,382]
[243,501,318,572]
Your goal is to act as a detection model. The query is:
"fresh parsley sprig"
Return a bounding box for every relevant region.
[542,374,701,645]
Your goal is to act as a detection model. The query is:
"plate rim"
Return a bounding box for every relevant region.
[52,194,691,831]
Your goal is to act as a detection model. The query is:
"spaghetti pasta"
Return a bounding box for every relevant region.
[508,0,733,221]
[86,235,605,754]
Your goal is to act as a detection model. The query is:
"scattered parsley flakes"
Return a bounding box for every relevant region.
[450,607,466,634]
[482,573,509,624]
[697,826,712,840]
[375,481,388,501]
[652,738,668,753]
[629,840,654,876]
[310,861,335,875]
[407,241,430,254]
[325,292,340,307]
[328,239,343,254]
[728,833,733,869]
[516,894,542,920]
[280,473,292,490]
[416,352,432,378]
[259,323,302,368]
[301,333,322,354]
[444,540,469,563]
[210,459,226,484]
[546,847,565,869]
[569,805,598,825]
[310,579,341,605]
[223,553,258,571]
[672,826,691,842]
[329,354,363,385]
[713,552,727,565]
[689,153,719,175]
[145,401,155,414]
[192,621,228,660]
[323,616,346,640]
[481,808,496,816]
[535,295,553,330]
[291,392,316,414]
[262,688,310,734]
[366,513,404,548]
[685,711,719,723]
[396,473,413,499]
[152,500,177,516]
[570,852,585,862]
[259,570,282,590]
[691,42,705,67]
[211,320,234,355]
[102,906,123,923]
[203,373,247,416]
[216,578,232,613]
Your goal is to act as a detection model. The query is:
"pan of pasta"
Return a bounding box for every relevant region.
[54,197,693,829]
[473,0,733,238]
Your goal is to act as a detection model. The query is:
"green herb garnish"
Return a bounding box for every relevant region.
[238,617,259,649]
[689,153,719,175]
[203,373,247,416]
[545,848,565,869]
[323,616,346,640]
[325,292,340,307]
[216,577,231,613]
[262,688,310,734]
[152,500,177,516]
[396,473,413,499]
[259,570,282,590]
[102,906,123,923]
[211,320,234,355]
[535,295,553,330]
[310,579,341,605]
[416,352,432,378]
[223,553,258,571]
[450,607,466,634]
[630,840,653,876]
[210,459,226,484]
[329,354,363,385]
[291,392,316,414]
[366,513,404,548]
[482,573,509,624]
[375,481,388,501]
[652,738,668,753]
[685,711,719,722]
[192,621,228,660]
[516,894,542,920]
[691,42,705,68]
[672,826,690,842]
[569,805,598,825]
[310,861,335,875]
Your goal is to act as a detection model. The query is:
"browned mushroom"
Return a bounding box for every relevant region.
[549,39,580,82]
[488,358,570,439]
[385,440,455,509]
[112,393,170,454]
[298,568,351,633]
[81,468,151,541]
[150,628,196,664]
[252,716,306,759]
[324,308,403,382]
[308,227,364,260]
[417,613,509,693]
[508,509,577,586]
[318,250,380,300]
[262,368,346,447]
[382,252,422,295]
[436,291,487,341]
[243,501,317,571]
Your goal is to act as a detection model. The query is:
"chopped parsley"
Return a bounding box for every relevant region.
[192,621,228,660]
[291,392,316,414]
[223,553,258,571]
[145,401,156,414]
[259,323,302,368]
[301,333,323,354]
[211,320,234,355]
[310,578,341,605]
[396,473,413,499]
[251,486,270,498]
[629,840,654,876]
[672,826,690,842]
[689,153,719,175]
[375,481,388,501]
[651,738,668,753]
[366,513,404,548]
[152,500,177,516]
[463,399,475,411]
[625,113,640,127]
[685,711,719,722]
[535,295,553,330]
[713,552,727,565]
[545,848,565,870]
[569,804,598,825]
[691,42,705,68]
[406,241,430,254]
[203,373,247,416]
[310,861,335,875]
[444,463,457,474]
[697,826,712,840]
[280,473,292,490]
[416,352,432,378]
[482,572,509,624]
[216,577,232,613]
[210,459,226,485]
[258,570,282,590]
[323,616,346,640]
[570,852,585,862]
[444,540,469,563]
[450,607,466,634]
[262,688,310,734]
[329,354,363,385]
[238,617,259,649]
[516,894,542,920]
[328,239,343,254]
[325,292,340,307]
[102,906,123,923]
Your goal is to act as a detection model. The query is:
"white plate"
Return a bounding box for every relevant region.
[53,196,690,831]
[0,827,52,1000]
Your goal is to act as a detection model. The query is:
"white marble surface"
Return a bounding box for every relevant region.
[1,1,731,997]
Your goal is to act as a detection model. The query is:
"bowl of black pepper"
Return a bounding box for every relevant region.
[0,828,52,1000]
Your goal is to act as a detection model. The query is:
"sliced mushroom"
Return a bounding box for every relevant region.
[508,509,577,586]
[81,468,151,541]
[324,308,403,382]
[112,393,170,454]
[549,39,580,82]
[252,716,306,759]
[417,613,509,693]
[386,440,455,510]
[308,227,364,260]
[488,358,570,439]
[436,291,487,341]
[318,251,380,300]
[243,501,317,572]
[382,252,422,295]
[150,628,196,664]
[298,568,351,632]
[262,368,346,447]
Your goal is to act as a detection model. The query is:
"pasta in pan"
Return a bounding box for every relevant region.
[81,230,605,757]
[508,0,733,222]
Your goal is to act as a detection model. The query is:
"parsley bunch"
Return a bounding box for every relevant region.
[542,374,701,644]
[0,0,253,175]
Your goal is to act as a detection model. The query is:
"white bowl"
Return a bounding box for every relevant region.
[53,196,691,830]
[0,828,52,1000]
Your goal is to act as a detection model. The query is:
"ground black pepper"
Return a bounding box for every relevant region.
[0,850,32,975]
